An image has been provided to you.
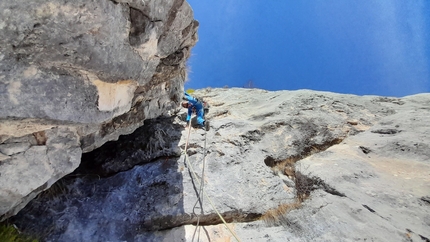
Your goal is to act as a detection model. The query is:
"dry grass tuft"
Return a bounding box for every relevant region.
[294,170,324,202]
[270,156,335,202]
[260,202,301,226]
[271,157,298,177]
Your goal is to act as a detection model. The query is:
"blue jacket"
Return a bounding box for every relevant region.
[184,92,205,124]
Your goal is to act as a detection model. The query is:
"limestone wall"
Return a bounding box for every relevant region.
[0,0,197,220]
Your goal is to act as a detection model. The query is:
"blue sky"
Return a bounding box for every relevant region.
[185,0,430,97]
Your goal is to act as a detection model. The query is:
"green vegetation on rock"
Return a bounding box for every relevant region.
[0,223,37,242]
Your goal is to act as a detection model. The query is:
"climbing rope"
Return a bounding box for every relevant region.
[183,120,241,242]
[191,124,207,242]
[185,120,206,241]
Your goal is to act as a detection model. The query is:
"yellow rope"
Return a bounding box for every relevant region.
[183,122,241,242]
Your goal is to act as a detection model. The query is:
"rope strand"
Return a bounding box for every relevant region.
[183,120,241,242]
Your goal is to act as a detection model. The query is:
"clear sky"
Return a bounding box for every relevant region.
[185,0,430,97]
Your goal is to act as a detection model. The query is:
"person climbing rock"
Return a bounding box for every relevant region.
[182,92,210,131]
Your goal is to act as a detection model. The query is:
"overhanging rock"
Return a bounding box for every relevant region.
[0,0,198,220]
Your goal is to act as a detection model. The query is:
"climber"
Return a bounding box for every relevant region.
[182,92,210,131]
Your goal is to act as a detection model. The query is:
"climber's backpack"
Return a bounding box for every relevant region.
[195,96,210,114]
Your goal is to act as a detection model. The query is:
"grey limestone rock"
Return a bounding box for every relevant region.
[0,0,197,220]
[9,88,430,241]
[0,126,81,220]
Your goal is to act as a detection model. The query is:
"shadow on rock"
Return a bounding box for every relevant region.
[10,116,188,241]
[77,116,184,177]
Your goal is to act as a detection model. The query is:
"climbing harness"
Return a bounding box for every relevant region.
[183,119,241,242]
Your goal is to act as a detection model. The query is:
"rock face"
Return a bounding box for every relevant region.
[9,88,430,241]
[0,0,198,220]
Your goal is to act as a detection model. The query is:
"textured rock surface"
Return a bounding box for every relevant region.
[10,88,430,241]
[0,0,197,220]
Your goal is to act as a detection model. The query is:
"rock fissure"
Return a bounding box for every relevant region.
[129,7,152,47]
[362,204,375,213]
[420,196,430,205]
[294,171,346,202]
[186,211,262,228]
